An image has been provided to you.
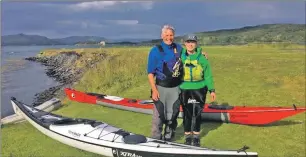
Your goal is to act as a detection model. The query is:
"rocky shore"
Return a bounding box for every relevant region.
[25,50,107,106]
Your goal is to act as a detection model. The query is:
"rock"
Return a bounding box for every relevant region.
[25,50,107,106]
[32,85,63,107]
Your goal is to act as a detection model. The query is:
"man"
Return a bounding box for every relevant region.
[179,34,216,146]
[147,24,183,141]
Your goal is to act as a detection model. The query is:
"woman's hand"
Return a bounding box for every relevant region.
[210,92,216,102]
[202,51,208,59]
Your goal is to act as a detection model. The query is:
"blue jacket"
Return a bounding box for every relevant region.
[147,41,183,80]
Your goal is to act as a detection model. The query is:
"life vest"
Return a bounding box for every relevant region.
[154,44,183,87]
[181,47,204,82]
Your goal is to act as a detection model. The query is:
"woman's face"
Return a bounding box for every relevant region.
[185,40,197,52]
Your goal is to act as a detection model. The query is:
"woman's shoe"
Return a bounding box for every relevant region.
[184,137,192,145]
[192,137,200,147]
[184,134,192,145]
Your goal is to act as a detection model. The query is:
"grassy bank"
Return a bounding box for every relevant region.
[2,44,305,157]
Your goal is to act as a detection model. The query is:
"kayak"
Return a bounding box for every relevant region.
[64,88,306,125]
[11,97,258,157]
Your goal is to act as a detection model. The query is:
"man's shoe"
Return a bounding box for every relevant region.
[164,127,175,141]
[192,137,200,147]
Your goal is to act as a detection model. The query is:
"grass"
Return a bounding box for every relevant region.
[1,44,305,157]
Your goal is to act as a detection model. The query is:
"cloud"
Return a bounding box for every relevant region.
[227,2,283,19]
[56,20,106,29]
[57,19,140,28]
[205,2,298,22]
[104,20,139,25]
[67,1,154,12]
[53,19,160,39]
[2,1,303,39]
[70,1,117,11]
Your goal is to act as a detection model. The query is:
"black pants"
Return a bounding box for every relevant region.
[181,87,208,132]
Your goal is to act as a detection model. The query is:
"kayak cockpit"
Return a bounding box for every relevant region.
[208,104,234,110]
[87,92,106,99]
[52,118,104,127]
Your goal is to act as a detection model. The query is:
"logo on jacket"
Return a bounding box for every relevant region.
[188,98,200,104]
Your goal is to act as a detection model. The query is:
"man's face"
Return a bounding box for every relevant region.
[161,29,174,45]
[184,40,197,52]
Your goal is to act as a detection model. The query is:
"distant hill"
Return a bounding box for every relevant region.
[1,33,62,46]
[2,24,304,46]
[1,34,107,46]
[142,24,305,45]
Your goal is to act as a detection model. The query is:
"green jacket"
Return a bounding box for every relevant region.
[179,47,215,92]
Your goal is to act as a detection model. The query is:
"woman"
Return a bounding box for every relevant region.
[179,34,216,146]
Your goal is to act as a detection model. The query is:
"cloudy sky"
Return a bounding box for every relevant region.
[2,1,305,39]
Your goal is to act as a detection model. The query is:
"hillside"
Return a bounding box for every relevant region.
[2,24,304,46]
[1,33,62,46]
[143,24,305,45]
[1,34,107,46]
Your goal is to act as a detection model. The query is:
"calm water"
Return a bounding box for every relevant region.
[1,45,101,118]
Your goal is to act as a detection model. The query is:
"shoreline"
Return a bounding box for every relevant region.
[24,49,107,107]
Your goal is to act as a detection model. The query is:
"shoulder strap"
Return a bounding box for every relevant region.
[172,43,177,53]
[156,44,164,53]
[180,48,187,61]
[156,43,179,53]
[195,47,202,61]
[172,43,177,49]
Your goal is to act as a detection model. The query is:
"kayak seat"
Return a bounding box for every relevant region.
[123,134,147,144]
[208,104,234,110]
[52,118,103,127]
[39,117,61,127]
[87,93,106,99]
[84,120,104,127]
[52,118,78,125]
[128,99,137,103]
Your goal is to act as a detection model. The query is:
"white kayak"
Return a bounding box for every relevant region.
[10,97,258,157]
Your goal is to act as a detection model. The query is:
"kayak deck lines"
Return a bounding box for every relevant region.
[82,123,208,149]
[84,125,128,142]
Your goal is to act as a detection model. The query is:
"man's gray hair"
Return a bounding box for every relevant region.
[161,24,175,34]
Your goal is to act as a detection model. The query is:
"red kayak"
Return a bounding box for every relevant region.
[64,88,305,125]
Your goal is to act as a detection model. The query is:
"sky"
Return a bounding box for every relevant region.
[1,1,305,40]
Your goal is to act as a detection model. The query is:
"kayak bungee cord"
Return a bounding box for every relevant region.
[82,123,212,149]
[82,124,254,155]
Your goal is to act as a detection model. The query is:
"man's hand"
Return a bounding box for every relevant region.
[210,92,216,102]
[202,51,208,59]
[152,89,160,101]
[148,73,159,101]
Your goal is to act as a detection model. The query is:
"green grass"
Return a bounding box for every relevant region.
[2,44,305,157]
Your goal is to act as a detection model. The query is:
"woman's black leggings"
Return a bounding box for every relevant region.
[181,87,208,132]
